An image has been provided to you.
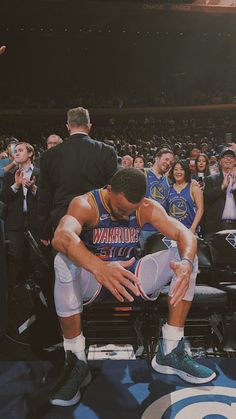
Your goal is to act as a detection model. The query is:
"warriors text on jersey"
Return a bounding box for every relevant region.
[80,189,142,261]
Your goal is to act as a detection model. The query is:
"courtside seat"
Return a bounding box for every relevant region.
[82,232,233,357]
[218,283,236,301]
[207,230,236,283]
[156,285,227,310]
[143,232,229,348]
[207,230,236,311]
[143,232,228,308]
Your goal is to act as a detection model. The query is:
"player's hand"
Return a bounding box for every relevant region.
[95,257,140,302]
[168,260,192,307]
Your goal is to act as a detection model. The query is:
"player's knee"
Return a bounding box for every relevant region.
[54,252,79,283]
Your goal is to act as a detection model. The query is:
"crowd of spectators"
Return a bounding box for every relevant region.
[1,110,236,272]
[0,106,235,405]
[1,113,235,166]
[1,87,236,110]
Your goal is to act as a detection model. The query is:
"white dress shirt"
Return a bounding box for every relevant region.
[222,173,236,220]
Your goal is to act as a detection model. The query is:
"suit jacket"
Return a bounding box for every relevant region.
[202,171,236,235]
[38,133,118,240]
[0,166,40,231]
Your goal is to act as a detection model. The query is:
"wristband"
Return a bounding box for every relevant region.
[181,257,194,270]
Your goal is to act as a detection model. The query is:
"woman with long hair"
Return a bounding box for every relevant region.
[133,155,145,170]
[194,153,210,179]
[167,159,204,234]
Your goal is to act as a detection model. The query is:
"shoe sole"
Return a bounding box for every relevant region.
[151,357,216,384]
[50,370,92,407]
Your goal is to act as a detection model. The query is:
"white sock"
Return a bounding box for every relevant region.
[63,333,87,362]
[162,323,184,355]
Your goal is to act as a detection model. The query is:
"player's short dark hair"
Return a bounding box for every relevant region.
[110,168,147,203]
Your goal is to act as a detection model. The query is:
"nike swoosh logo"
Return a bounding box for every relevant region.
[100,214,110,221]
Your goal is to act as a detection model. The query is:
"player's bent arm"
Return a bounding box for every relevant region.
[52,195,104,275]
[52,195,140,301]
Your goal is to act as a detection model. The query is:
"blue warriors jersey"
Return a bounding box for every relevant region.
[167,183,196,228]
[142,168,172,233]
[144,168,172,210]
[80,189,142,262]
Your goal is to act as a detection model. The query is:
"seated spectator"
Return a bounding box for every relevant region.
[190,148,201,160]
[202,148,236,237]
[133,155,145,170]
[121,154,133,169]
[46,134,63,149]
[167,159,204,234]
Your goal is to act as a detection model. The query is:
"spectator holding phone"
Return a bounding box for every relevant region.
[192,153,210,190]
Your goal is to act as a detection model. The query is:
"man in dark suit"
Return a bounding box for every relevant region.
[38,107,118,244]
[202,148,236,237]
[0,142,41,287]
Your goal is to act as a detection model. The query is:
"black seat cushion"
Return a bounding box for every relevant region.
[157,285,227,308]
[218,283,236,300]
[209,230,236,269]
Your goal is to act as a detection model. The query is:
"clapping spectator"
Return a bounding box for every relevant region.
[202,148,236,237]
[0,143,41,288]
